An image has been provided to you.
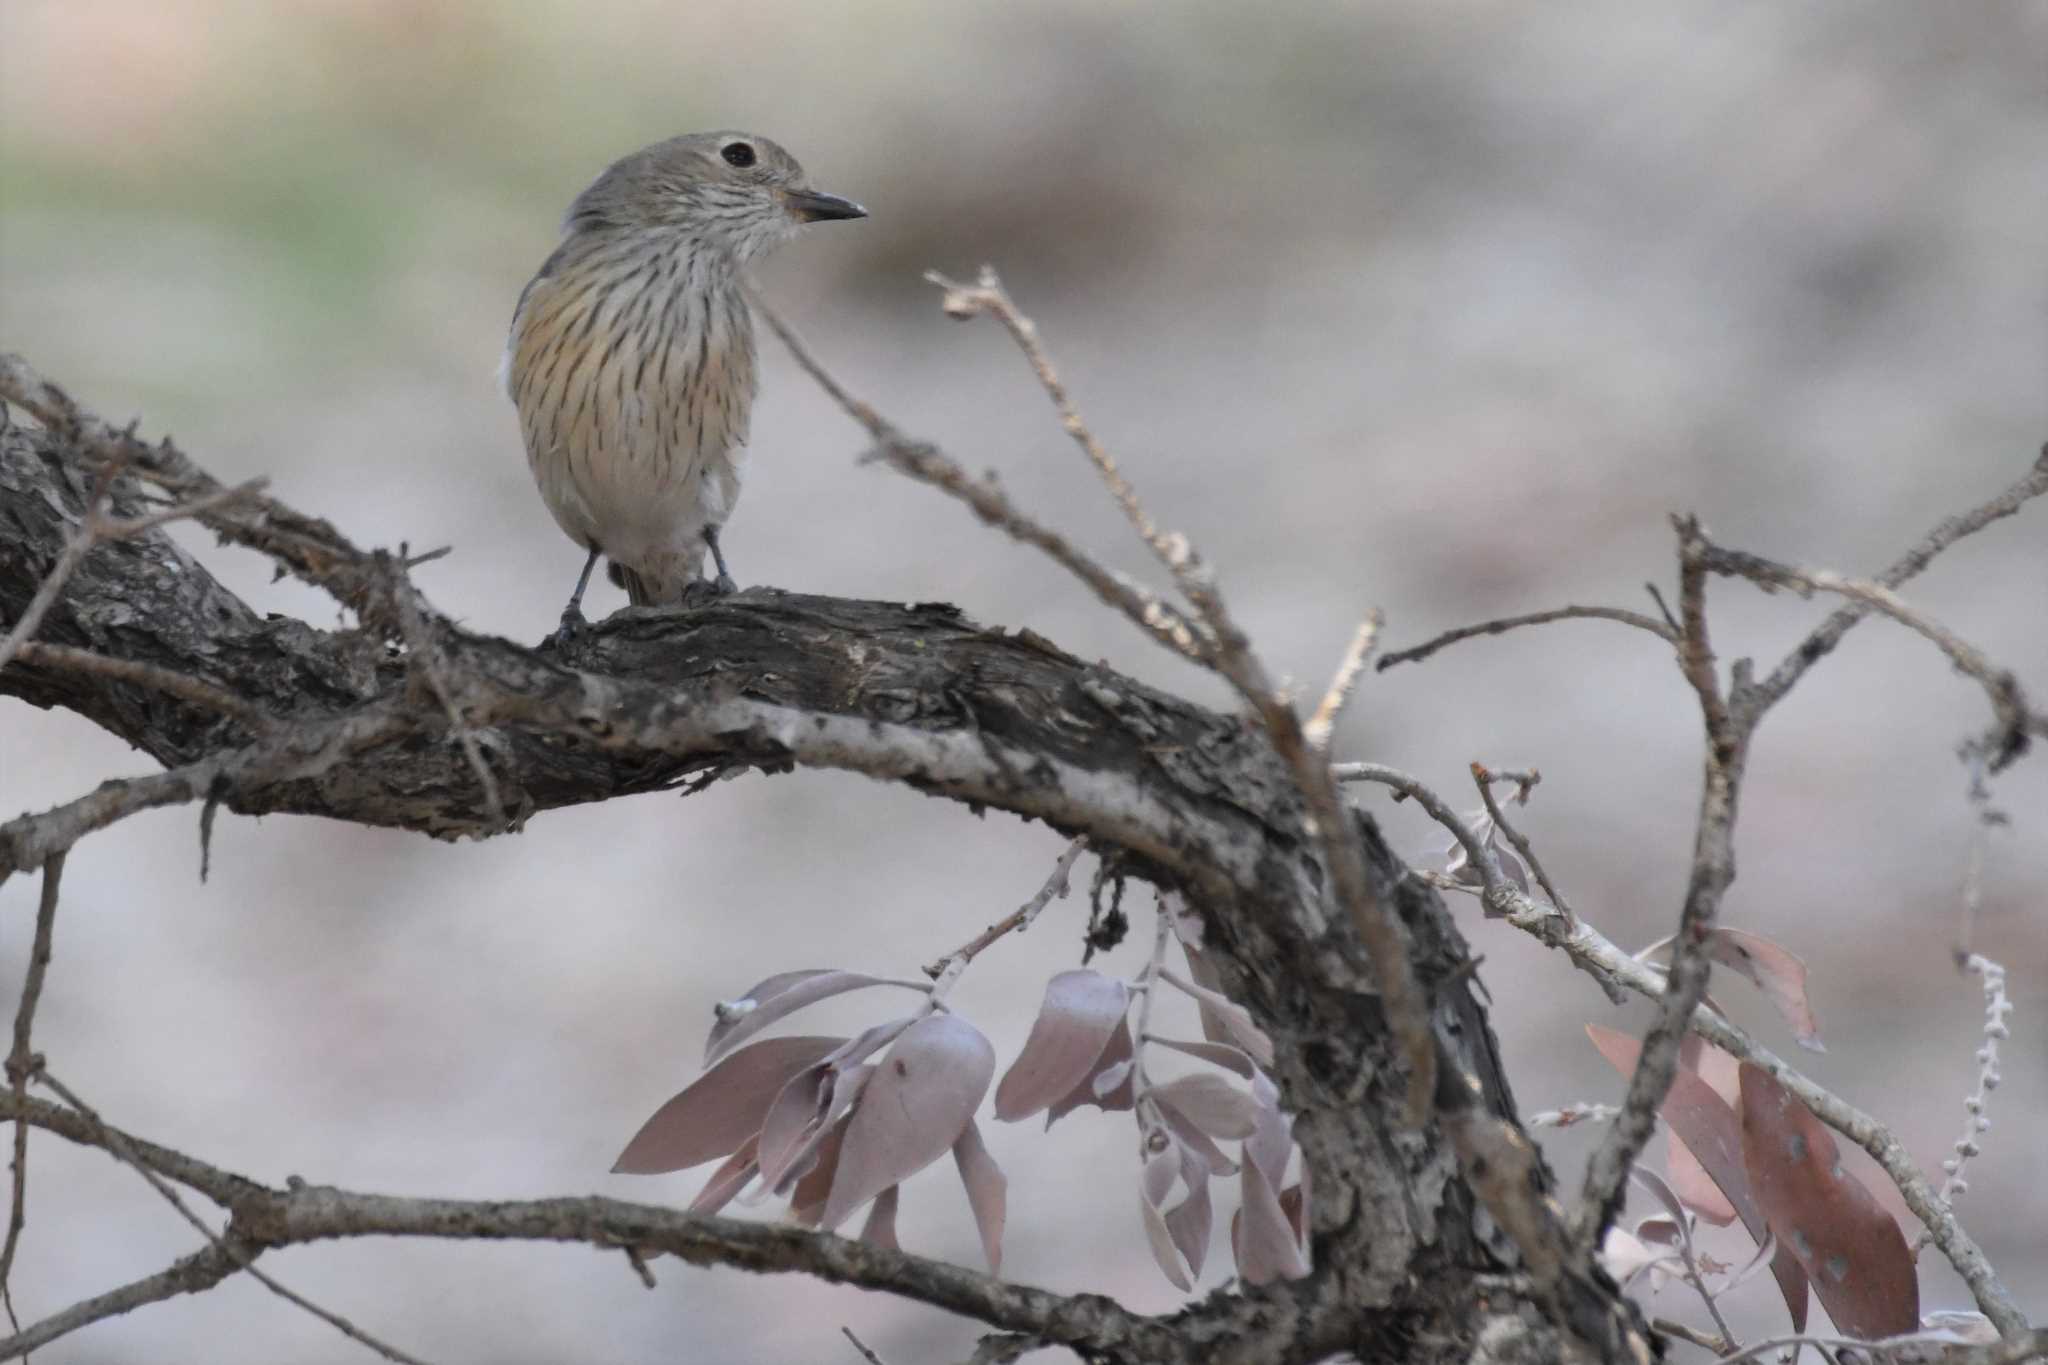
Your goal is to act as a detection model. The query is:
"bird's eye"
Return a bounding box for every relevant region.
[720,142,757,169]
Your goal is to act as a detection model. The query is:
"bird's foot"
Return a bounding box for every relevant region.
[540,605,589,653]
[675,576,736,608]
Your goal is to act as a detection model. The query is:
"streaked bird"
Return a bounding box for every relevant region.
[503,132,865,639]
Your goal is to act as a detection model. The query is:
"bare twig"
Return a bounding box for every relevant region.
[0,354,390,620]
[34,1070,432,1365]
[0,1084,1184,1363]
[1470,763,1575,927]
[1746,444,2048,722]
[0,703,411,881]
[1574,516,1740,1253]
[1526,1103,1619,1129]
[0,449,262,675]
[1377,604,1677,672]
[389,558,509,830]
[10,642,273,732]
[0,853,64,1340]
[1303,615,1382,749]
[0,1242,251,1359]
[1700,545,2035,769]
[747,290,1213,666]
[927,837,1088,976]
[764,269,1442,1128]
[842,1326,888,1364]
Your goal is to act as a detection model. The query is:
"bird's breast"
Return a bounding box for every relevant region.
[508,238,757,552]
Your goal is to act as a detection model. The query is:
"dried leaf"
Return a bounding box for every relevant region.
[1667,1036,1740,1226]
[1046,1015,1136,1126]
[820,1014,997,1231]
[759,1058,873,1194]
[1154,1097,1239,1175]
[1236,1143,1310,1284]
[1163,1143,1213,1276]
[787,1114,852,1224]
[993,970,1130,1122]
[1587,1025,1809,1332]
[613,1035,844,1175]
[1177,939,1235,1048]
[1243,1070,1294,1185]
[688,1135,759,1215]
[858,1184,901,1250]
[1146,1036,1258,1078]
[1706,929,1826,1052]
[1139,1146,1196,1290]
[1445,807,1530,901]
[1159,968,1275,1068]
[1150,1073,1259,1140]
[1739,1062,1917,1339]
[952,1120,1007,1275]
[704,970,913,1067]
[1599,1226,1673,1287]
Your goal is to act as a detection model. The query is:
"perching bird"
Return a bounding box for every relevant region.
[503,132,865,640]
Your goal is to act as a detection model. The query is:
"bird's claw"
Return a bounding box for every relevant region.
[540,606,588,653]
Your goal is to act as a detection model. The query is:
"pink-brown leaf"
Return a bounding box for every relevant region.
[820,1014,997,1231]
[1140,1146,1196,1290]
[1147,1036,1258,1078]
[1163,1143,1213,1276]
[858,1184,901,1250]
[1154,1097,1239,1175]
[613,1035,843,1174]
[993,970,1130,1122]
[952,1120,1007,1275]
[1236,1145,1310,1285]
[1150,1073,1259,1140]
[1707,929,1826,1053]
[688,1135,759,1215]
[1160,968,1275,1067]
[704,970,913,1067]
[1738,1062,1917,1339]
[1587,1024,1809,1331]
[1046,1015,1136,1126]
[1667,1036,1740,1226]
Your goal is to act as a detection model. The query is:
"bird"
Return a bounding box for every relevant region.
[502,132,866,641]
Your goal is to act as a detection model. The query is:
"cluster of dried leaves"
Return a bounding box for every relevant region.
[1580,925,1921,1343]
[609,897,1310,1291]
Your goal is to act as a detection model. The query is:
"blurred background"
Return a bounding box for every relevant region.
[2,0,2043,1359]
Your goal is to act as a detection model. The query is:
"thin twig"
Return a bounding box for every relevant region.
[0,479,267,675]
[1701,544,2036,770]
[0,853,64,1342]
[927,838,1087,976]
[1376,604,1677,672]
[747,289,1213,666]
[1303,614,1382,749]
[762,271,1442,1124]
[1574,516,1740,1252]
[34,1070,431,1365]
[10,642,273,732]
[389,556,509,830]
[1470,763,1575,927]
[841,1326,888,1364]
[1747,444,2048,722]
[0,1242,250,1360]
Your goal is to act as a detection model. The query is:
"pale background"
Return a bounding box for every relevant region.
[1,2,2043,1360]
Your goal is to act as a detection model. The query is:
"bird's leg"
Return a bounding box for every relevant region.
[543,545,602,650]
[702,524,738,596]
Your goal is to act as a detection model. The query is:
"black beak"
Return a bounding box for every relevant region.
[784,188,868,223]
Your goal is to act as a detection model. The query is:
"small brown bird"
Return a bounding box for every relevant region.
[503,132,865,638]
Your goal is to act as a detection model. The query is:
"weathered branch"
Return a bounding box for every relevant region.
[1,367,1578,1359]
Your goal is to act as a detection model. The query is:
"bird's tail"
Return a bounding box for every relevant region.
[609,561,653,606]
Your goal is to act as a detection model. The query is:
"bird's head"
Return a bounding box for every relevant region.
[565,131,866,263]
